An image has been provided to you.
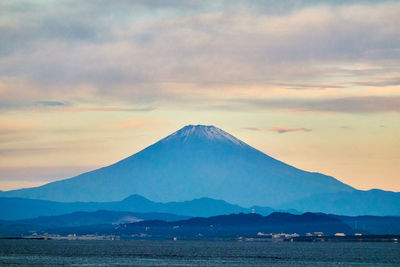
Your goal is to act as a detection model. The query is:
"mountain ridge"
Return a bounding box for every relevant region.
[123,212,354,237]
[2,210,400,238]
[0,194,277,220]
[278,189,400,216]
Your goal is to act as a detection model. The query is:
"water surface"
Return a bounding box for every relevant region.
[1,239,399,266]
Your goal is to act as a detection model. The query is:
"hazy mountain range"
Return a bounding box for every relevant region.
[0,125,399,216]
[277,189,400,216]
[0,194,277,221]
[1,210,188,228]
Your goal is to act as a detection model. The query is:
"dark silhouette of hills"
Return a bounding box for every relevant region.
[0,210,187,237]
[4,210,189,227]
[122,212,353,237]
[334,214,400,235]
[122,212,400,237]
[135,212,336,227]
[2,211,400,238]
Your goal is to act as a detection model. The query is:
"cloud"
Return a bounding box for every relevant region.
[354,77,400,87]
[242,127,260,131]
[0,101,69,110]
[219,95,400,113]
[34,101,68,107]
[0,100,156,112]
[0,0,399,111]
[58,106,156,112]
[269,126,312,134]
[295,96,400,113]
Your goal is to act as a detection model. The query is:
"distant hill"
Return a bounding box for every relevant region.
[2,211,400,238]
[278,189,400,216]
[0,195,276,220]
[2,210,189,228]
[122,212,353,237]
[0,210,187,237]
[333,214,400,235]
[123,212,400,237]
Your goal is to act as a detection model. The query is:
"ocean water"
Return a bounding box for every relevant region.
[0,239,399,266]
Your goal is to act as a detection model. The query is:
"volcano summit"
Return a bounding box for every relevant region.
[1,125,355,207]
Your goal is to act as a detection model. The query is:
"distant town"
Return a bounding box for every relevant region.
[4,231,398,243]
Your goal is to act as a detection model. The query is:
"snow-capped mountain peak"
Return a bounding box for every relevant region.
[163,125,247,146]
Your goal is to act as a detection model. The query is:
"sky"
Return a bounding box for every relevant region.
[0,0,399,192]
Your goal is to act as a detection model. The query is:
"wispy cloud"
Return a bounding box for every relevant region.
[34,101,67,107]
[220,96,400,113]
[0,101,69,110]
[354,77,400,87]
[242,127,260,131]
[269,126,312,134]
[0,101,156,112]
[58,106,156,112]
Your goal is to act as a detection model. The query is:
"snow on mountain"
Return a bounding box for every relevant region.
[162,125,248,146]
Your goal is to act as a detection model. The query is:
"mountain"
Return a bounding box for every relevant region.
[278,189,400,216]
[0,209,188,238]
[3,211,400,238]
[0,194,276,221]
[1,210,189,228]
[333,214,400,235]
[122,212,353,237]
[0,125,354,207]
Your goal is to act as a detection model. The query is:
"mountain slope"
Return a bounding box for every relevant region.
[0,125,354,207]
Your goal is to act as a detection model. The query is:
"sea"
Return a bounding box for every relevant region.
[0,239,399,266]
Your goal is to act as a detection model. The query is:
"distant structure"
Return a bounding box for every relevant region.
[252,208,255,214]
[334,233,346,237]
